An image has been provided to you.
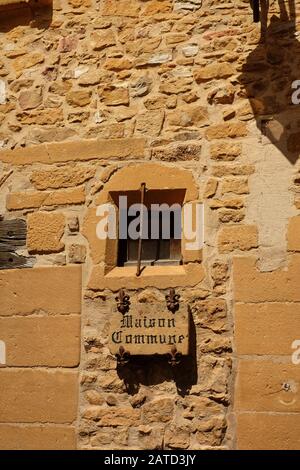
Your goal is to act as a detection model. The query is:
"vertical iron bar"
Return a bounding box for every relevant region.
[253,0,260,22]
[136,182,146,277]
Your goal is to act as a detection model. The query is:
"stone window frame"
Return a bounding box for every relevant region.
[83,163,205,290]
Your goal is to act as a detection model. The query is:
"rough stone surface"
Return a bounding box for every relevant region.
[27,212,65,254]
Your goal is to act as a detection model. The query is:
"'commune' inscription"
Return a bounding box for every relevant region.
[109,303,189,356]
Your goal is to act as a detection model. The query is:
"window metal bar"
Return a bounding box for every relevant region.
[252,0,260,22]
[136,182,146,277]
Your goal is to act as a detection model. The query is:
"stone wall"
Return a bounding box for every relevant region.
[0,0,300,450]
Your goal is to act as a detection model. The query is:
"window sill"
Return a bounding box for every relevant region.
[88,263,205,291]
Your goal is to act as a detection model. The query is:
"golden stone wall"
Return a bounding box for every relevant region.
[0,0,300,450]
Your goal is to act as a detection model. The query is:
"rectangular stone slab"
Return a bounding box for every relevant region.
[109,302,189,356]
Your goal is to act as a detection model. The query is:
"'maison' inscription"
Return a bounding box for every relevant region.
[109,302,189,356]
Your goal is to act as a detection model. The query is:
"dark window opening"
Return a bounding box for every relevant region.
[110,189,185,268]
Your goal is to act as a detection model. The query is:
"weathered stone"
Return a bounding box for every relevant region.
[17,109,63,125]
[191,298,227,333]
[165,426,190,449]
[100,0,140,17]
[30,167,95,190]
[206,122,247,140]
[58,36,78,52]
[0,369,78,423]
[237,414,300,450]
[135,110,164,136]
[13,53,44,74]
[7,188,85,210]
[66,90,91,107]
[196,415,226,446]
[101,86,129,106]
[130,76,152,97]
[210,142,242,161]
[104,58,132,71]
[235,303,300,356]
[0,138,145,165]
[212,164,255,177]
[67,216,79,234]
[90,30,115,51]
[160,76,192,94]
[152,142,201,161]
[221,178,249,195]
[207,84,235,105]
[0,315,80,366]
[233,255,300,303]
[83,406,140,426]
[85,390,104,406]
[0,425,76,450]
[204,178,218,198]
[68,244,86,264]
[236,360,300,413]
[143,399,174,423]
[27,212,65,254]
[18,89,42,110]
[167,105,208,127]
[143,0,172,15]
[211,262,229,286]
[0,265,81,316]
[287,216,300,251]
[218,225,258,253]
[194,63,234,82]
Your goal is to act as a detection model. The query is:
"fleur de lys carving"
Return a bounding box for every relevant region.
[165,288,180,313]
[116,346,130,367]
[167,347,182,367]
[116,289,130,315]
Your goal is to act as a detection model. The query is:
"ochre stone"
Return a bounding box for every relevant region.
[0,138,145,165]
[287,216,300,251]
[233,255,300,302]
[237,414,300,450]
[221,178,249,195]
[205,122,247,140]
[210,142,241,161]
[0,315,80,366]
[90,30,115,51]
[235,360,300,412]
[235,303,300,355]
[100,0,140,17]
[30,167,95,190]
[0,425,76,450]
[0,265,81,316]
[27,212,65,254]
[0,369,78,423]
[7,187,85,210]
[88,264,205,291]
[66,90,91,107]
[194,63,235,82]
[218,225,258,253]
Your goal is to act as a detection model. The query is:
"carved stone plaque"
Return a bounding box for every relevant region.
[109,302,189,356]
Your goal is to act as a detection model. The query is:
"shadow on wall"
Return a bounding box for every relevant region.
[117,309,198,397]
[0,0,52,32]
[239,0,300,164]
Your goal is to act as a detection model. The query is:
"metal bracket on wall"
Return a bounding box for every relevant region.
[115,289,130,315]
[167,347,183,367]
[165,288,180,314]
[116,346,130,367]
